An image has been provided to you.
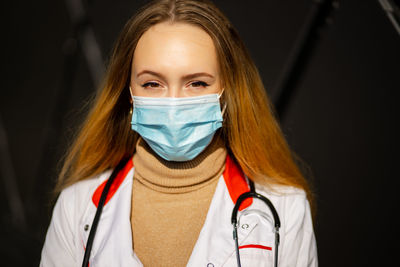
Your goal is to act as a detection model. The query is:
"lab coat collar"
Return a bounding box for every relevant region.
[91,154,252,210]
[83,154,263,266]
[91,159,134,207]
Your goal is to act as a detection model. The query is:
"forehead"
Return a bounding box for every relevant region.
[132,22,218,73]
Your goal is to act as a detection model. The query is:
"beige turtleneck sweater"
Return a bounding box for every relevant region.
[131,136,227,267]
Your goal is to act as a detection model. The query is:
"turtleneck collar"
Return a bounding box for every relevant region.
[133,134,227,193]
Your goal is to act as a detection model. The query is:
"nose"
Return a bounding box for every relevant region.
[166,86,184,98]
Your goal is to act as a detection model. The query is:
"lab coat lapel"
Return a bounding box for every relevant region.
[80,166,143,266]
[186,176,236,266]
[187,155,257,267]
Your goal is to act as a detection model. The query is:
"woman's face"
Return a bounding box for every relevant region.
[130,22,222,97]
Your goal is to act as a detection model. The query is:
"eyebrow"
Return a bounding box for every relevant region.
[136,70,215,80]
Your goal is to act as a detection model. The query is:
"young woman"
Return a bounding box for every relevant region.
[40,0,317,266]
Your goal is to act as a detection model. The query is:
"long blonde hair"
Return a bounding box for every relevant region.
[56,0,314,211]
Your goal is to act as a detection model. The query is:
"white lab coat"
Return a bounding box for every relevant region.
[40,156,317,267]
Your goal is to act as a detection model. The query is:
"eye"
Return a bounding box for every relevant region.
[142,82,160,88]
[190,81,209,88]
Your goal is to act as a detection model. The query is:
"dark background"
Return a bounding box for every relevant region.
[1,0,399,266]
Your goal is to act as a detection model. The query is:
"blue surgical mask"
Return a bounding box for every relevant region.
[130,93,224,162]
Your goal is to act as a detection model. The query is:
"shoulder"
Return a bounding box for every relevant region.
[254,182,308,205]
[57,170,112,215]
[60,170,112,199]
[254,183,313,231]
[57,160,135,216]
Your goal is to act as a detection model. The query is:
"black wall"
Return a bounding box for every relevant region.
[1,0,398,266]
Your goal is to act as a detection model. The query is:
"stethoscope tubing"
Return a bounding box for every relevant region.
[82,159,281,267]
[81,158,130,267]
[231,183,281,267]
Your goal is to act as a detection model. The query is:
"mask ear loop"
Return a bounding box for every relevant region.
[221,103,227,116]
[218,88,227,116]
[129,86,134,114]
[129,86,134,99]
